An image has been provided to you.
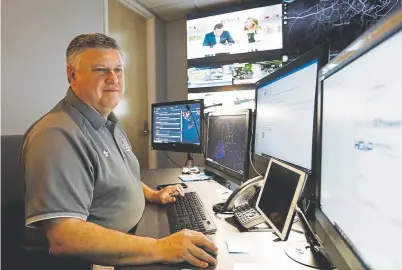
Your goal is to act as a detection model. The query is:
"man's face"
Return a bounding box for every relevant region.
[214,28,223,37]
[68,48,124,117]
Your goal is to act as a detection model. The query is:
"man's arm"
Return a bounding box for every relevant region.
[44,218,159,266]
[141,182,159,203]
[44,218,217,268]
[141,182,184,204]
[225,31,235,44]
[202,33,211,47]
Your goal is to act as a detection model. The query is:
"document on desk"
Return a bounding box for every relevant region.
[179,173,211,182]
[233,263,267,270]
[226,238,251,253]
[216,188,230,195]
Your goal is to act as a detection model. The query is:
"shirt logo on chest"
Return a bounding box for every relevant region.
[103,150,111,157]
[120,135,132,152]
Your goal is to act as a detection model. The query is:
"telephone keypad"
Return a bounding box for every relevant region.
[233,204,265,229]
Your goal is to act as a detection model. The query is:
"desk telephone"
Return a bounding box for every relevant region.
[212,176,266,229]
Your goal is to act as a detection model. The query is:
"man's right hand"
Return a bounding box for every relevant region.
[156,229,218,268]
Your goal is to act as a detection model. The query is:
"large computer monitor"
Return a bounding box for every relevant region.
[151,99,204,154]
[205,110,252,182]
[186,1,283,65]
[253,44,329,174]
[316,9,402,270]
[256,158,306,241]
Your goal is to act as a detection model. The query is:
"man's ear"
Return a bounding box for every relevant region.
[67,66,76,84]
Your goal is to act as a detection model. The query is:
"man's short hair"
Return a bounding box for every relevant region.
[66,33,121,68]
[214,23,224,30]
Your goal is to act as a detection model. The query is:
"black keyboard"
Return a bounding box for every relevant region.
[167,192,217,234]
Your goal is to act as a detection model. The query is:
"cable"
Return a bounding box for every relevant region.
[249,133,262,176]
[163,151,182,169]
[186,104,205,157]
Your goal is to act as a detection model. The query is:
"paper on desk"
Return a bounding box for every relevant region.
[179,173,211,182]
[216,188,231,195]
[226,238,251,253]
[233,263,267,270]
[220,193,231,200]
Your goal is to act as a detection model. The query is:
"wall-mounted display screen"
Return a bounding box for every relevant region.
[233,60,282,85]
[187,4,283,60]
[188,65,233,88]
[188,90,255,113]
[283,0,401,55]
[187,60,282,89]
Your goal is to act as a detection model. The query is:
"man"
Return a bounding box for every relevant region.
[203,23,235,47]
[21,33,217,269]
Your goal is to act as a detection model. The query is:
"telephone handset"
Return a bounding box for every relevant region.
[212,175,264,214]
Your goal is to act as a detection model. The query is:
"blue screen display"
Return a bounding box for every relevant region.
[153,103,201,145]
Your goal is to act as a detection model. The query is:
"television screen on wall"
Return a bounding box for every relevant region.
[232,60,282,85]
[187,59,282,89]
[283,0,401,56]
[187,2,283,64]
[188,65,233,88]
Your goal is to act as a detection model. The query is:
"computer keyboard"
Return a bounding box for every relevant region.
[167,192,217,234]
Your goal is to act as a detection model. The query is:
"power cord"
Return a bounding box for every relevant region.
[163,151,182,169]
[249,133,262,176]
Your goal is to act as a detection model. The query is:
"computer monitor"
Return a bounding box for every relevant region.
[205,110,252,182]
[253,44,329,173]
[151,99,204,154]
[256,158,306,241]
[316,8,402,270]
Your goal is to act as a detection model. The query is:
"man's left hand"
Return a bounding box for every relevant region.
[154,184,185,204]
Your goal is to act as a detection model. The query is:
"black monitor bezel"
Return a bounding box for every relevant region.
[151,99,204,154]
[315,8,402,270]
[205,109,252,182]
[186,0,283,66]
[252,44,329,177]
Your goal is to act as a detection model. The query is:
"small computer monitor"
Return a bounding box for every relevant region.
[205,109,252,182]
[253,45,329,173]
[256,158,306,240]
[316,9,402,270]
[151,99,204,153]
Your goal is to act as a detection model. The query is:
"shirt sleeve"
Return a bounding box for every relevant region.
[23,128,95,228]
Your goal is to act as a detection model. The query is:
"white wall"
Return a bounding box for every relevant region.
[164,19,204,168]
[1,0,106,135]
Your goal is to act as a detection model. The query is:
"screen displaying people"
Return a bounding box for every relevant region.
[203,23,235,47]
[187,4,283,59]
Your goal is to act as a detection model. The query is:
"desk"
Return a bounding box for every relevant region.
[120,169,313,270]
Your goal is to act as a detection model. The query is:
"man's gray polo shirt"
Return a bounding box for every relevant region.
[21,88,145,233]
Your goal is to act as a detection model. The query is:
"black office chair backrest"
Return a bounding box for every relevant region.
[1,135,49,269]
[1,135,26,268]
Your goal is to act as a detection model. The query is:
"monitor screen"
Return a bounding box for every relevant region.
[320,30,402,269]
[254,56,320,171]
[188,90,256,113]
[256,159,306,240]
[188,60,282,89]
[205,110,251,181]
[187,4,283,60]
[283,0,400,56]
[232,60,282,85]
[151,100,203,153]
[188,65,233,88]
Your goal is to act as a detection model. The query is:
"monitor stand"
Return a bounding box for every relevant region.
[284,207,335,269]
[183,153,200,174]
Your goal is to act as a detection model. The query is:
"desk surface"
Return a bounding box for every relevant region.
[120,168,313,270]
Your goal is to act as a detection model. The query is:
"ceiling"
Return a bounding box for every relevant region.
[136,0,248,21]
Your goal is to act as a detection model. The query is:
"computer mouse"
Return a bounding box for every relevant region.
[201,246,218,258]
